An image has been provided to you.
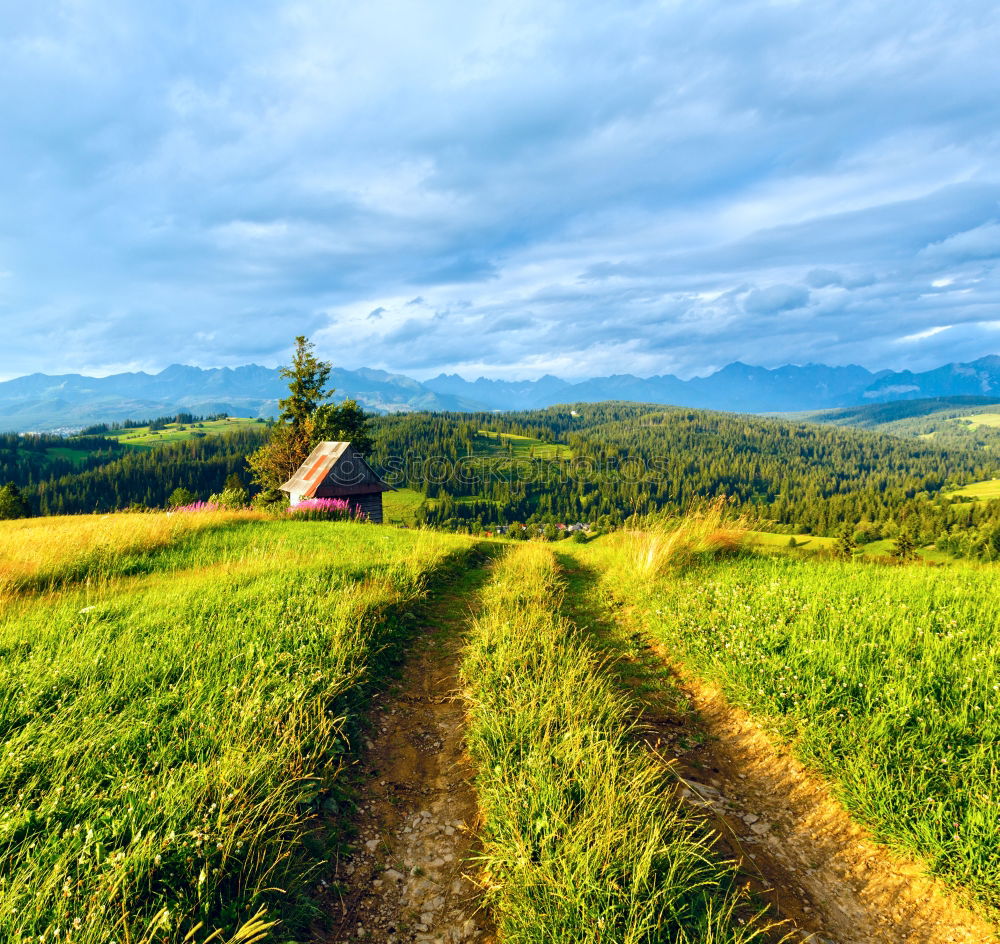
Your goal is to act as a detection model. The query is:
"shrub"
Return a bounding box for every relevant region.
[167,486,196,508]
[207,487,249,510]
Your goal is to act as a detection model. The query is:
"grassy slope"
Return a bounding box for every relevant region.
[748,529,955,563]
[461,542,769,943]
[473,429,571,459]
[106,417,264,448]
[0,513,474,944]
[381,487,426,526]
[958,413,1000,429]
[28,418,264,476]
[947,479,1000,500]
[579,530,1000,914]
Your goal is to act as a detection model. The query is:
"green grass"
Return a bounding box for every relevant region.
[44,446,101,466]
[957,413,1000,430]
[107,417,264,448]
[474,429,572,459]
[461,542,769,943]
[0,514,474,943]
[749,529,953,562]
[381,487,426,526]
[592,536,1000,915]
[947,478,1000,500]
[748,529,836,552]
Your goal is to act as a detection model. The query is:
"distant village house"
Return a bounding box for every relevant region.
[280,441,393,523]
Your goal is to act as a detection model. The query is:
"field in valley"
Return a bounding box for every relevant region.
[104,417,265,448]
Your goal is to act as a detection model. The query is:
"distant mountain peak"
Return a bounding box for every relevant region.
[1,355,998,431]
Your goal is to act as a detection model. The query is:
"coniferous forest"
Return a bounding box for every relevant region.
[5,401,1000,559]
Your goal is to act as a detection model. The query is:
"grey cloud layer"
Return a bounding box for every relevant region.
[1,0,1000,379]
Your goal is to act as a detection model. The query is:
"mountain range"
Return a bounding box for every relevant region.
[3,355,1000,432]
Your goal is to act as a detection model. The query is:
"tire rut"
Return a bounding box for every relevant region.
[319,571,496,944]
[557,553,998,944]
[649,663,997,944]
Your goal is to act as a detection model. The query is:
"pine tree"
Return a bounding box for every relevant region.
[279,336,331,432]
[891,529,918,561]
[0,482,29,519]
[247,336,335,490]
[834,524,858,559]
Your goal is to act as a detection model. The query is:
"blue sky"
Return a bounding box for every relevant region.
[2,0,1000,381]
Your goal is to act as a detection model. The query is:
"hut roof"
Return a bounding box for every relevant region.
[279,441,392,499]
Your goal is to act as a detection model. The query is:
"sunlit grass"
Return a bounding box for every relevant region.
[0,515,473,943]
[591,535,1000,914]
[461,542,771,943]
[946,478,1000,500]
[0,510,264,596]
[381,487,425,526]
[107,417,264,448]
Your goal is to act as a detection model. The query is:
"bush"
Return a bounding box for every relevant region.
[167,486,196,508]
[207,487,249,510]
[252,488,288,511]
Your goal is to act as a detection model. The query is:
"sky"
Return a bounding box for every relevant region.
[2,0,1000,382]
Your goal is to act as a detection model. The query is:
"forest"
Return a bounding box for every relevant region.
[5,402,1000,559]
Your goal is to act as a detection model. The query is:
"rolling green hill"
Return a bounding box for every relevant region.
[786,396,1000,452]
[103,415,265,447]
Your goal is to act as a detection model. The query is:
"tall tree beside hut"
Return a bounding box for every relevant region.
[247,336,372,491]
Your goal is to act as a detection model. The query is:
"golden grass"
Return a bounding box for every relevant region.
[612,499,752,579]
[0,509,264,592]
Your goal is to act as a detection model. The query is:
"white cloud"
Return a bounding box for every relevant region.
[897,325,952,343]
[1,0,1000,378]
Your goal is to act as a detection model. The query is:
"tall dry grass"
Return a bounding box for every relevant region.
[616,499,752,579]
[0,510,264,596]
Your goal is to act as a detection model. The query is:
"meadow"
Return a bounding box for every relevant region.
[106,418,265,449]
[0,513,473,944]
[472,429,572,459]
[947,478,1000,500]
[957,413,1000,430]
[380,487,425,526]
[461,543,770,943]
[584,525,1000,914]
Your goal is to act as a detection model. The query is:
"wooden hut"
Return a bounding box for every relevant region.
[280,441,392,523]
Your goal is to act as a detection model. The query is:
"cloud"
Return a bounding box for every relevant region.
[920,222,1000,263]
[744,285,810,315]
[898,325,953,343]
[1,0,1000,380]
[806,268,843,288]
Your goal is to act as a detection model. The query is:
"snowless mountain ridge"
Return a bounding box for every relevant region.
[3,356,1000,432]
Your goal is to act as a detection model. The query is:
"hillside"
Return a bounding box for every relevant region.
[12,402,1000,560]
[369,403,1000,554]
[6,354,1000,432]
[790,396,1000,452]
[3,510,998,943]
